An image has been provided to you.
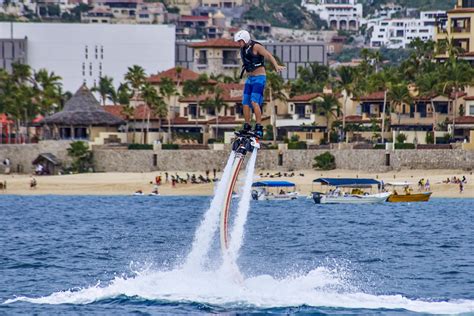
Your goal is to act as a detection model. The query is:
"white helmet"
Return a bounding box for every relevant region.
[234,30,251,44]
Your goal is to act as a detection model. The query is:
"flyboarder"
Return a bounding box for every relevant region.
[234,30,286,138]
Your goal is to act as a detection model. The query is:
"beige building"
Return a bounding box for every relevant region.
[435,0,474,62]
[190,38,241,77]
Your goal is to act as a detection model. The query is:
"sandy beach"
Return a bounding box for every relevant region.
[0,169,472,198]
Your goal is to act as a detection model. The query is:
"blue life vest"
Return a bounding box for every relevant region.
[240,40,265,73]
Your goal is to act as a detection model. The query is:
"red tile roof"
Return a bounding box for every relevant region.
[455,116,474,124]
[206,116,244,124]
[450,91,467,99]
[448,8,474,14]
[345,115,382,123]
[148,67,203,84]
[180,15,209,22]
[464,96,474,101]
[103,104,164,121]
[290,93,323,102]
[190,38,240,48]
[290,92,342,102]
[356,91,386,101]
[180,83,245,102]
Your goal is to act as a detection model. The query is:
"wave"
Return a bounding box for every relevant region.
[4,266,474,314]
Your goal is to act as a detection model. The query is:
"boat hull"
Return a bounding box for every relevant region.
[313,192,390,204]
[387,192,432,202]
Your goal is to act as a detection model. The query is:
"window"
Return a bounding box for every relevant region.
[462,0,474,8]
[470,105,474,115]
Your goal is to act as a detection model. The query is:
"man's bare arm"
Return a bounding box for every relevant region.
[254,45,286,72]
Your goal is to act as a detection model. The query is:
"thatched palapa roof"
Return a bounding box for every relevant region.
[42,84,124,126]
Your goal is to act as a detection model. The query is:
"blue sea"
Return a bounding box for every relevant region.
[1,195,474,315]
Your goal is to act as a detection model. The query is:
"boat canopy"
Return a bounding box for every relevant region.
[313,178,380,188]
[252,181,296,187]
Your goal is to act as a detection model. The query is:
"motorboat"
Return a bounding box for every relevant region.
[312,178,390,204]
[385,182,432,202]
[251,181,299,201]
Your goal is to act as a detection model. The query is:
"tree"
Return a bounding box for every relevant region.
[336,66,354,142]
[291,63,329,96]
[67,141,93,173]
[33,69,62,115]
[265,71,287,144]
[140,82,162,144]
[388,83,412,126]
[183,74,211,142]
[92,76,114,106]
[158,77,178,143]
[202,85,226,140]
[313,94,340,143]
[125,65,147,143]
[440,55,474,139]
[416,69,442,143]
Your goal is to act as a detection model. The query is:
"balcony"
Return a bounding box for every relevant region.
[452,26,470,33]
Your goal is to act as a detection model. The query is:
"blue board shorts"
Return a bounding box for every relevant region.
[242,75,266,109]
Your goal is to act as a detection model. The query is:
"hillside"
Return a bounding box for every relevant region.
[241,0,457,30]
[360,0,457,15]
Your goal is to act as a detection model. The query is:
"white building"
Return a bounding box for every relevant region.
[302,0,363,30]
[369,11,445,49]
[0,23,175,92]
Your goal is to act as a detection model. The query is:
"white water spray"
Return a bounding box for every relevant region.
[227,149,258,263]
[183,151,236,270]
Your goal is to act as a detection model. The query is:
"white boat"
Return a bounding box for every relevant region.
[312,178,389,204]
[312,191,391,204]
[251,181,299,201]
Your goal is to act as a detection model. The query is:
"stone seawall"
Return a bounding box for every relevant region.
[93,149,474,173]
[1,143,474,174]
[0,141,73,174]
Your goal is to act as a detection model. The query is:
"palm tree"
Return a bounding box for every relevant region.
[140,82,160,144]
[416,70,442,143]
[10,63,35,143]
[202,85,227,140]
[183,73,211,131]
[291,63,329,96]
[313,94,340,143]
[125,65,146,143]
[440,56,474,139]
[33,69,63,115]
[336,66,355,142]
[158,77,178,143]
[388,83,412,126]
[265,71,287,144]
[92,76,114,106]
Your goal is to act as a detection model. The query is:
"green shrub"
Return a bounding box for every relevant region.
[128,144,153,150]
[329,131,339,143]
[290,134,300,142]
[373,144,385,150]
[395,143,415,149]
[425,132,434,144]
[263,124,274,141]
[162,144,179,150]
[396,133,407,144]
[288,141,307,149]
[313,151,336,170]
[67,141,93,173]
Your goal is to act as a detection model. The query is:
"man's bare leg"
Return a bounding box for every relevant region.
[243,105,251,123]
[252,101,262,124]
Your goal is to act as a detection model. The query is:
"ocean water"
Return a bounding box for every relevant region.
[1,194,474,315]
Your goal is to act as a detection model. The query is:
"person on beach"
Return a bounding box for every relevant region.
[234,30,286,138]
[459,181,464,193]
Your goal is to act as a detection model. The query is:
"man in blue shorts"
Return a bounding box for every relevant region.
[234,30,285,138]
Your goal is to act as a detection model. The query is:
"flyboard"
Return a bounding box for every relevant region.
[220,130,260,254]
